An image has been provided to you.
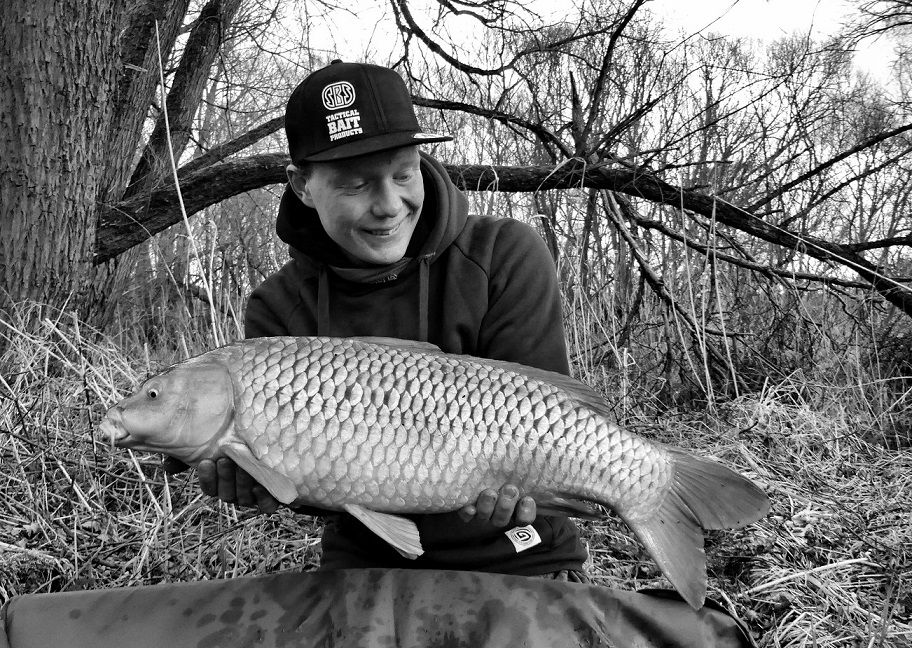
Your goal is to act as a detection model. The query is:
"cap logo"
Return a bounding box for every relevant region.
[322,82,356,110]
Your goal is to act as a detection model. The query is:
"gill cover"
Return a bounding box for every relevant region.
[114,361,235,461]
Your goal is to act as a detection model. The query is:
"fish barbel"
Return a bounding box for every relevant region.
[96,336,769,609]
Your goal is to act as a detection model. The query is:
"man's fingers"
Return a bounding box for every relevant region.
[490,484,520,527]
[215,458,237,503]
[197,459,218,497]
[463,486,537,527]
[515,496,536,526]
[252,485,279,514]
[235,468,257,508]
[473,489,498,522]
[457,503,477,522]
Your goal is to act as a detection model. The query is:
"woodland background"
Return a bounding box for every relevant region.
[1,0,910,645]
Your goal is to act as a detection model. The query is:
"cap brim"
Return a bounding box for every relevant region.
[300,131,453,162]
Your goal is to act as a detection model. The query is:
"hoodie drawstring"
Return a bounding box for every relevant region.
[418,256,431,342]
[317,265,331,337]
[314,256,432,342]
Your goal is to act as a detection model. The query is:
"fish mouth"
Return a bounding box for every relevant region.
[95,411,129,446]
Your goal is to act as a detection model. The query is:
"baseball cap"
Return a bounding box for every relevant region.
[285,60,453,163]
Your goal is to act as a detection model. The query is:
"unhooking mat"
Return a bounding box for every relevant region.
[0,568,756,647]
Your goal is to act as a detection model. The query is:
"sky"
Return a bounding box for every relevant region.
[650,0,895,79]
[652,0,852,39]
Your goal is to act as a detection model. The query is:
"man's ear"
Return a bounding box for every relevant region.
[286,164,315,208]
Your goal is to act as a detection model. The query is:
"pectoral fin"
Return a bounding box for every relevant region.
[343,504,424,559]
[222,441,299,505]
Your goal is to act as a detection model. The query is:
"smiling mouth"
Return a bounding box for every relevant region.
[364,222,401,237]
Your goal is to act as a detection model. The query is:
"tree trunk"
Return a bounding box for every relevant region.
[126,0,243,196]
[90,0,234,326]
[0,0,123,313]
[102,0,192,204]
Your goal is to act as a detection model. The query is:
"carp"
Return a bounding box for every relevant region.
[96,336,769,609]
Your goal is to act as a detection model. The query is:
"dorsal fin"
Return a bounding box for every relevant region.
[350,336,443,353]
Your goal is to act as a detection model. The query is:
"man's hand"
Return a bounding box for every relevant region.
[458,484,536,527]
[161,456,279,514]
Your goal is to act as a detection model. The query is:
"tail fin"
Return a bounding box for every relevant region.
[623,448,769,609]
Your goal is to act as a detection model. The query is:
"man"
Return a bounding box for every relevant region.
[182,60,589,577]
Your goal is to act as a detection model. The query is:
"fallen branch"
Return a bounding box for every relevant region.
[94,156,912,318]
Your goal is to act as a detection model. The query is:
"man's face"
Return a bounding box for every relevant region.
[293,146,425,265]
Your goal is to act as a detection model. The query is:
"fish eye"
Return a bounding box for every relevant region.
[148,388,159,399]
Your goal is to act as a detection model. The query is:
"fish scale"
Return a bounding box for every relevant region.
[96,335,769,609]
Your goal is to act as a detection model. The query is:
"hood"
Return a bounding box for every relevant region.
[275,151,468,284]
[273,151,469,341]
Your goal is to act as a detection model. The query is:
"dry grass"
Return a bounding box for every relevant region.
[0,301,322,600]
[578,392,911,646]
[1,300,909,646]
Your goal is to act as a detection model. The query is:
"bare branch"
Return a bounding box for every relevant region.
[844,0,912,44]
[626,208,875,289]
[388,0,633,77]
[95,153,287,264]
[582,0,649,148]
[748,121,912,211]
[390,0,510,75]
[179,115,283,176]
[94,154,912,320]
[411,95,572,158]
[126,0,244,194]
[845,233,912,251]
[780,143,912,229]
[103,0,192,196]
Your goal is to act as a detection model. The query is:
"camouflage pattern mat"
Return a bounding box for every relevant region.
[0,568,755,647]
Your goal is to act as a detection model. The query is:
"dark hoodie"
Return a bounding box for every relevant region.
[244,152,588,575]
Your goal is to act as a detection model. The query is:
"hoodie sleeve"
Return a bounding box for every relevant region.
[478,219,571,376]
